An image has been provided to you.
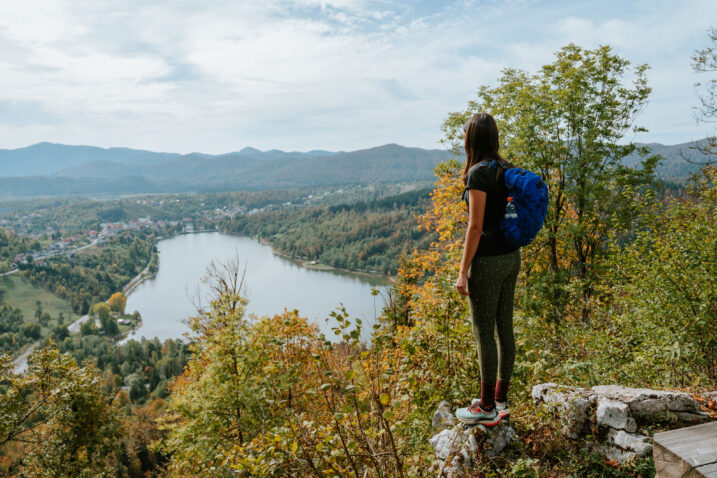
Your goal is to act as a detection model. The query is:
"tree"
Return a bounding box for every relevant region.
[80,318,98,336]
[442,43,658,325]
[39,312,51,327]
[52,324,69,341]
[0,343,122,476]
[691,27,717,162]
[160,256,407,476]
[22,323,41,340]
[611,166,717,387]
[93,302,110,322]
[107,292,126,315]
[103,315,119,336]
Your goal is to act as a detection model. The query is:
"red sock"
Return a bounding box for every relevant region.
[480,381,496,411]
[495,379,510,403]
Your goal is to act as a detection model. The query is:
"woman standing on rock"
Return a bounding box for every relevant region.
[453,112,521,426]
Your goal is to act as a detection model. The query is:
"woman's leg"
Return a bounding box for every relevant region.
[467,255,506,410]
[495,248,521,402]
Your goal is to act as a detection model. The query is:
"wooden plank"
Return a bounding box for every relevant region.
[654,421,717,478]
[655,422,717,446]
[674,438,717,463]
[657,430,717,448]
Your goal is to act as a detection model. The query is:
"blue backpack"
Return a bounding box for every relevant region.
[472,160,549,249]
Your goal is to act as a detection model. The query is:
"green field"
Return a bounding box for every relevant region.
[0,274,76,325]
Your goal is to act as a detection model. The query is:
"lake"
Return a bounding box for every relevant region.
[121,232,390,343]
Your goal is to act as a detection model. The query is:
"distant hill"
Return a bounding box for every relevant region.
[0,143,448,197]
[627,140,711,182]
[0,142,182,177]
[0,142,341,178]
[0,140,710,198]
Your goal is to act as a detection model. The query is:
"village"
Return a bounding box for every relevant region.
[0,200,254,272]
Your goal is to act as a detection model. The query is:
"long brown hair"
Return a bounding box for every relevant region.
[461,112,512,184]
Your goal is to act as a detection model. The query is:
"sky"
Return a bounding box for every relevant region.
[0,0,715,154]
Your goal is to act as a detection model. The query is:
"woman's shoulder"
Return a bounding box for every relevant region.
[466,161,496,189]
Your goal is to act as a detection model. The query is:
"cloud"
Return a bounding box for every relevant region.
[0,0,713,153]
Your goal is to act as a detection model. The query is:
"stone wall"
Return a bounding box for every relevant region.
[532,383,714,464]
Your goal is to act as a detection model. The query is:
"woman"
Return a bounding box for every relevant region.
[454,112,521,426]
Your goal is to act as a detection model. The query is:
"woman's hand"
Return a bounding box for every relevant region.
[455,272,469,296]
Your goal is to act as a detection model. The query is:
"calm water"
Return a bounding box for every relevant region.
[121,232,389,343]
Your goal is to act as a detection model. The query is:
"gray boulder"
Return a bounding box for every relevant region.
[432,401,457,430]
[596,396,637,433]
[429,402,517,477]
[532,382,596,438]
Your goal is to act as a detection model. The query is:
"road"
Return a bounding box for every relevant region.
[12,315,98,374]
[12,342,37,374]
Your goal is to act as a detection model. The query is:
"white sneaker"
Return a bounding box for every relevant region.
[456,399,501,426]
[472,398,510,418]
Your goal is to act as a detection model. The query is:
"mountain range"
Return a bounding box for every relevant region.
[0,140,710,198]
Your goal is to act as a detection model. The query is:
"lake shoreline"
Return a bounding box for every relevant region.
[219,231,395,285]
[123,252,158,298]
[265,242,395,285]
[120,232,387,343]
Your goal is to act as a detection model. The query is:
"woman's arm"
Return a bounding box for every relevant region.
[455,188,487,296]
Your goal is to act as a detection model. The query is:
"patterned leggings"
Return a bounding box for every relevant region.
[467,248,521,384]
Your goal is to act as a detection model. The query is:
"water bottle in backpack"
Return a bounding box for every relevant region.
[504,197,518,220]
[499,168,548,249]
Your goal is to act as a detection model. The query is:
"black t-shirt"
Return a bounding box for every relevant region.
[464,160,515,257]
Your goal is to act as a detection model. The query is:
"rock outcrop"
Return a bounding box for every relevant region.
[429,401,517,477]
[532,383,713,464]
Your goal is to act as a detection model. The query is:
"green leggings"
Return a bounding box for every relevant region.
[467,248,521,384]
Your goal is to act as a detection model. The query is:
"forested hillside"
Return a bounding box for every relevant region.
[0,139,710,198]
[219,188,435,274]
[0,144,447,197]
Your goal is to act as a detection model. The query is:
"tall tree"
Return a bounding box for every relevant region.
[107,292,127,315]
[94,302,110,322]
[442,44,659,325]
[691,27,717,162]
